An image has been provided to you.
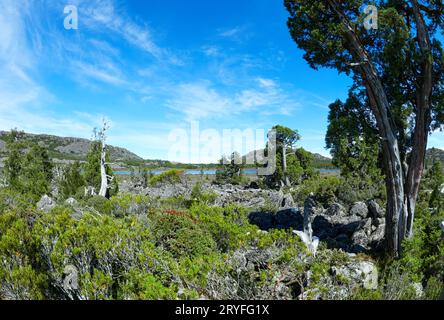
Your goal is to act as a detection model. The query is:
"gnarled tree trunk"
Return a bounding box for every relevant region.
[326,0,433,257]
[403,0,433,238]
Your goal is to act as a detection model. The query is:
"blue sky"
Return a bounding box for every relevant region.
[0,0,442,162]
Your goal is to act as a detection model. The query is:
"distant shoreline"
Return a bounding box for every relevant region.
[114,168,341,176]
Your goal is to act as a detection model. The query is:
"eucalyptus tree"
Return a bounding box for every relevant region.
[285,0,444,256]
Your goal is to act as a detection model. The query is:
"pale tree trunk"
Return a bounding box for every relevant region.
[282,145,290,186]
[97,119,111,199]
[98,139,108,198]
[326,0,432,257]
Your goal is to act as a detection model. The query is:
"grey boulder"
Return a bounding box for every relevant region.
[37,195,56,212]
[350,202,369,219]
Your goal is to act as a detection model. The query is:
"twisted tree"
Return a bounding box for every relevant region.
[84,120,117,199]
[285,0,444,256]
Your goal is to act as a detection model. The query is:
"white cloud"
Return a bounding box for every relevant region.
[202,45,220,57]
[166,82,232,120]
[166,78,303,121]
[0,0,338,162]
[257,77,277,89]
[80,0,181,65]
[0,1,50,112]
[0,1,107,138]
[71,60,127,86]
[220,27,242,38]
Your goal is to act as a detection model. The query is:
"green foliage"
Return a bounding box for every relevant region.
[118,271,177,300]
[3,130,53,200]
[399,204,444,284]
[215,152,246,185]
[351,288,383,300]
[262,125,319,188]
[375,200,444,300]
[336,174,386,206]
[379,260,420,300]
[423,162,444,211]
[108,193,153,217]
[326,96,386,205]
[150,210,216,259]
[285,0,444,257]
[273,125,301,149]
[293,170,386,207]
[19,145,53,199]
[84,195,113,215]
[0,193,47,299]
[30,206,176,300]
[83,141,118,197]
[190,203,257,252]
[294,176,341,207]
[149,169,183,186]
[424,276,443,300]
[188,182,217,207]
[0,175,440,300]
[59,161,85,200]
[285,0,444,126]
[267,151,303,187]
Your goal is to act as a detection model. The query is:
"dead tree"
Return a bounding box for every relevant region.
[95,120,113,199]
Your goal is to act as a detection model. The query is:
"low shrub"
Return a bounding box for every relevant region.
[150,169,184,186]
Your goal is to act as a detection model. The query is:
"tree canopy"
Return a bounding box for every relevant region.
[285,0,444,256]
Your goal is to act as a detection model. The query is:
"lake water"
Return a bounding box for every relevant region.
[114,168,339,176]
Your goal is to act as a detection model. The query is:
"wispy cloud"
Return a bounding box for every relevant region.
[218,25,253,42]
[0,0,362,162]
[219,26,243,38]
[166,78,302,121]
[202,45,221,57]
[0,1,52,113]
[71,60,127,87]
[81,0,182,65]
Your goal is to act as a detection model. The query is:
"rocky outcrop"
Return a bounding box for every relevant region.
[124,180,386,254]
[37,195,56,212]
[248,209,303,231]
[211,185,294,211]
[367,200,384,219]
[219,245,378,300]
[124,181,296,212]
[249,199,386,254]
[331,260,378,290]
[349,202,369,219]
